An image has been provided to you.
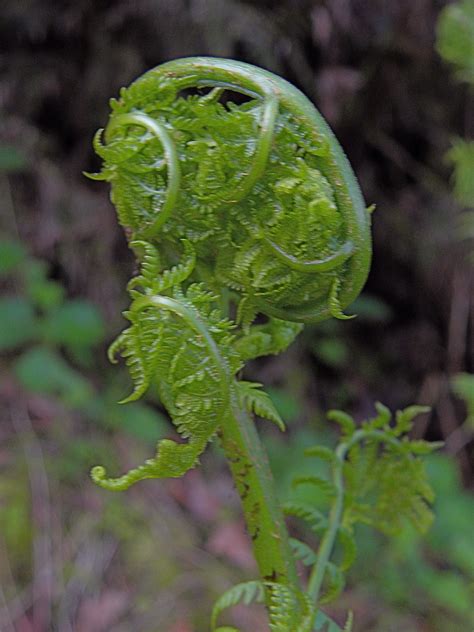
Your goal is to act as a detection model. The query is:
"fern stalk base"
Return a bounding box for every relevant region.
[219,385,300,592]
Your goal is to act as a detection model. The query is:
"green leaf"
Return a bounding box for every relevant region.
[29,279,65,311]
[22,259,65,310]
[14,346,92,406]
[0,296,38,351]
[0,239,27,274]
[42,300,105,350]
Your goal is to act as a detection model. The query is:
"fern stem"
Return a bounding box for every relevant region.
[219,384,301,599]
[307,428,411,604]
[307,450,345,604]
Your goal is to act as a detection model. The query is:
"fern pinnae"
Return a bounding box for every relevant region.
[153,239,196,292]
[127,239,161,292]
[283,501,328,534]
[343,612,354,632]
[289,538,318,566]
[211,580,265,630]
[336,527,357,572]
[292,475,337,498]
[107,330,128,364]
[318,562,345,605]
[237,380,285,431]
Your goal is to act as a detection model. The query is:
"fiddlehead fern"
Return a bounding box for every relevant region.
[91,56,372,324]
[89,55,373,493]
[88,57,436,631]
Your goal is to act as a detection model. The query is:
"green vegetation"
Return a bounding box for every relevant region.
[86,58,440,631]
[1,2,473,631]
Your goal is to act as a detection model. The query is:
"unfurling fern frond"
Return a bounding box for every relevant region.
[337,404,439,535]
[284,405,439,613]
[92,288,238,490]
[91,57,372,325]
[88,57,439,632]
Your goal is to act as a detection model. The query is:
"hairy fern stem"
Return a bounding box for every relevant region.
[219,386,300,589]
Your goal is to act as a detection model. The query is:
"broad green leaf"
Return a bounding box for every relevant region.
[23,259,64,309]
[14,346,92,406]
[0,296,37,351]
[29,279,65,311]
[42,300,105,349]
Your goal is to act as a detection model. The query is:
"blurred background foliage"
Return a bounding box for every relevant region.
[0,1,473,631]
